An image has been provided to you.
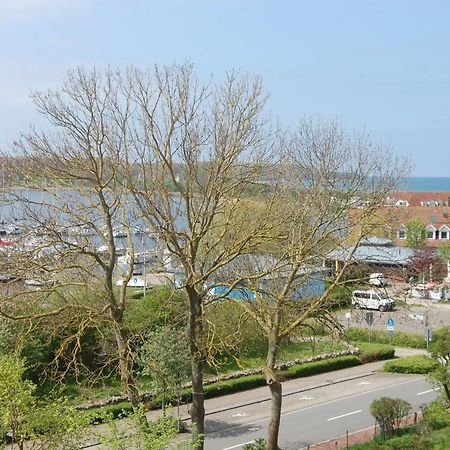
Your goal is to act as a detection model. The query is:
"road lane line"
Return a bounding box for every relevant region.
[327,409,362,421]
[222,440,255,450]
[417,387,441,396]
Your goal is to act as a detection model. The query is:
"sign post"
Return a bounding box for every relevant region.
[365,312,374,343]
[387,318,395,344]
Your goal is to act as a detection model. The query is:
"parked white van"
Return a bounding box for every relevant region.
[352,290,395,311]
[369,273,388,287]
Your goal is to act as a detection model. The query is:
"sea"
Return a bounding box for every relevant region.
[399,177,450,192]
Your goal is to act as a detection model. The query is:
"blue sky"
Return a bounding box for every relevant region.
[1,0,449,176]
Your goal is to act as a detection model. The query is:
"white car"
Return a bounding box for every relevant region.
[369,273,388,287]
[352,290,395,311]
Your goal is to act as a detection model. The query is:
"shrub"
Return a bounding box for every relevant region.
[285,355,361,378]
[356,342,395,363]
[383,355,439,374]
[370,397,412,438]
[422,401,450,430]
[345,328,427,349]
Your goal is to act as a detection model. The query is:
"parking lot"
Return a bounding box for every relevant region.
[337,299,450,334]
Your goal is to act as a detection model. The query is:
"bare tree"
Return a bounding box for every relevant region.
[122,64,281,447]
[0,68,143,407]
[218,120,406,449]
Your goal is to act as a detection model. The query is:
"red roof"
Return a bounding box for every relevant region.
[389,191,450,207]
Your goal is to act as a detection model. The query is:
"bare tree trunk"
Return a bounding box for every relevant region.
[188,287,205,449]
[267,382,282,450]
[113,324,141,407]
[266,333,281,450]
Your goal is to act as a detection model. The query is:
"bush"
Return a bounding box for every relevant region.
[383,355,439,374]
[345,328,427,349]
[370,397,412,438]
[356,342,395,363]
[422,401,450,430]
[285,355,361,378]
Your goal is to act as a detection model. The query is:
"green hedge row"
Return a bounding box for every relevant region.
[355,342,395,363]
[345,328,428,349]
[285,355,361,378]
[383,355,439,374]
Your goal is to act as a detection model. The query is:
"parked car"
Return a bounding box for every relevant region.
[369,272,388,286]
[352,290,395,311]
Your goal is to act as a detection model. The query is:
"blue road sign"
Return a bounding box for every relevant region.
[387,318,395,331]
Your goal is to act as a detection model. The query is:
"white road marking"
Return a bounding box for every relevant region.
[327,409,362,421]
[232,412,248,417]
[299,395,313,400]
[417,387,441,396]
[358,381,371,385]
[222,440,255,450]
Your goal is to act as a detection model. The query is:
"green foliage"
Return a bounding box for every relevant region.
[406,219,426,249]
[205,301,267,358]
[96,406,182,450]
[370,396,412,438]
[285,355,361,378]
[356,342,395,363]
[429,326,450,404]
[422,401,450,431]
[383,355,439,374]
[0,355,89,449]
[345,327,427,349]
[138,325,191,411]
[243,437,284,449]
[124,286,188,335]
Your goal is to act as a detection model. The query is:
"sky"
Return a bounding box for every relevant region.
[1,0,449,176]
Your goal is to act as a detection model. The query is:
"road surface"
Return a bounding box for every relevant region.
[204,373,438,450]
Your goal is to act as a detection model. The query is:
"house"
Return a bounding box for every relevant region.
[209,255,328,302]
[380,191,450,247]
[327,237,414,271]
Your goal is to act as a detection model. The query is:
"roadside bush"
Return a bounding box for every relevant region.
[285,355,361,378]
[345,328,427,349]
[383,355,439,374]
[356,342,395,363]
[370,396,412,438]
[422,401,450,430]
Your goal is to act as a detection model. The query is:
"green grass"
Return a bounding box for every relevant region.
[348,424,450,449]
[205,340,347,375]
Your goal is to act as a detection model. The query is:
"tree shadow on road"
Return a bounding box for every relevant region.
[205,418,262,438]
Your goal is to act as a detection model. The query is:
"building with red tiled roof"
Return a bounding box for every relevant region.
[387,191,450,207]
[381,192,450,247]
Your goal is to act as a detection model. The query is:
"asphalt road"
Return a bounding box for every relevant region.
[204,374,438,450]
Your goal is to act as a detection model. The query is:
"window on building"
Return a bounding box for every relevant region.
[398,229,406,239]
[441,231,448,239]
[431,215,438,223]
[427,230,434,239]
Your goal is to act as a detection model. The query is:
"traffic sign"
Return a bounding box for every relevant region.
[387,318,395,331]
[365,312,374,326]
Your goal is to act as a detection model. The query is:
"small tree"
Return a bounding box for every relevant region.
[370,396,412,438]
[0,355,88,450]
[139,325,191,414]
[429,327,450,405]
[406,219,426,249]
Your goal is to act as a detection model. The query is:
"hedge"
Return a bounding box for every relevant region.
[383,355,439,374]
[345,328,427,349]
[356,342,395,363]
[285,355,361,378]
